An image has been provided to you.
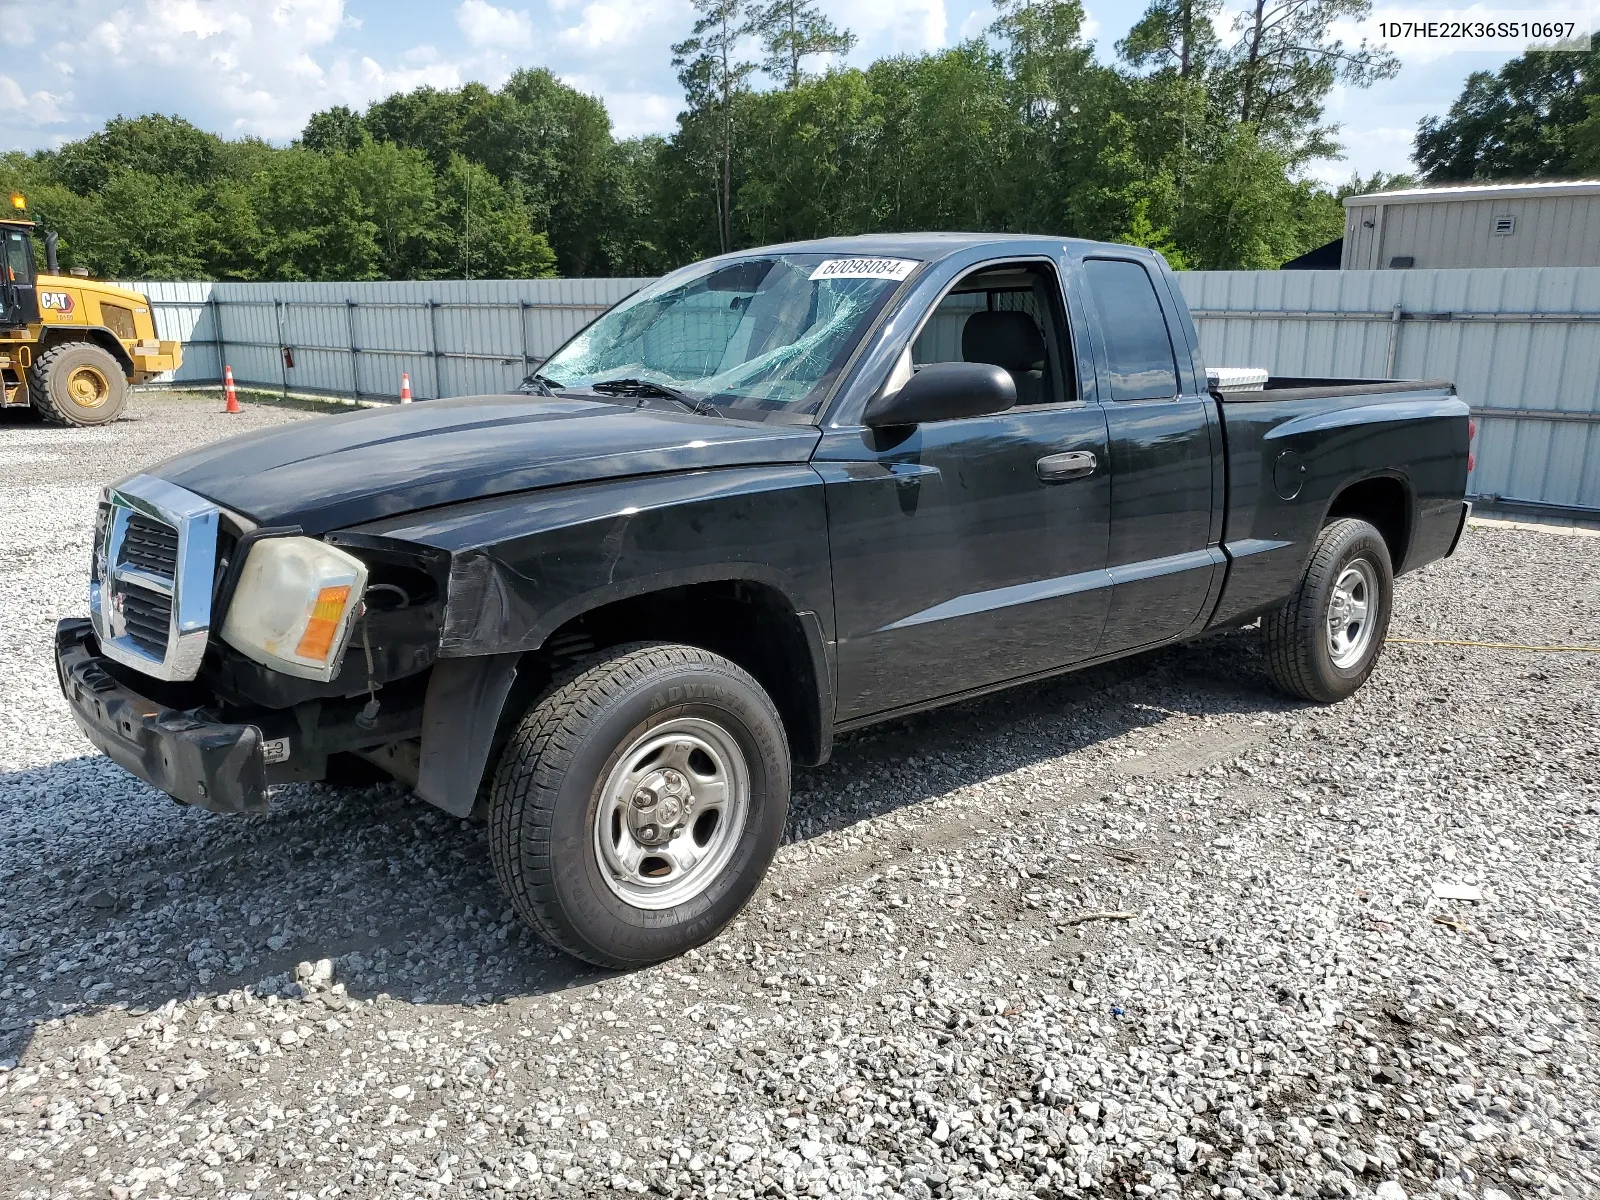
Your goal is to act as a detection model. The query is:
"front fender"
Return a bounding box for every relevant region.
[345,464,835,658]
[345,466,837,812]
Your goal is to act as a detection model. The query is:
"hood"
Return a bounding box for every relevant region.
[39,275,151,305]
[150,394,822,533]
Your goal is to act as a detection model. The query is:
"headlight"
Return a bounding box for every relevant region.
[220,537,368,681]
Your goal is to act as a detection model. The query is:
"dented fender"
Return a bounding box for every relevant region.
[346,466,838,809]
[346,465,835,658]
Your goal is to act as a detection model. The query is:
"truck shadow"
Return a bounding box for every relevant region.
[0,626,1289,1061]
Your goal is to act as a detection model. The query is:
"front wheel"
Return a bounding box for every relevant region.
[488,643,790,968]
[28,342,129,426]
[1262,517,1394,703]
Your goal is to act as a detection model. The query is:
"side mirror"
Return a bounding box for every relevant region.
[863,360,1017,428]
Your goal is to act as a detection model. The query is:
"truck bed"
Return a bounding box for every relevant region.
[1207,378,1471,629]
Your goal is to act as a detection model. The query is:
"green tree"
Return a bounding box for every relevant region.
[596,136,674,275]
[1572,94,1600,172]
[1119,0,1222,80]
[1174,126,1341,267]
[1217,0,1398,160]
[341,140,437,274]
[1336,169,1416,198]
[301,106,370,154]
[754,0,856,90]
[424,155,558,280]
[673,0,758,252]
[246,148,383,280]
[48,114,223,193]
[316,71,616,273]
[1414,36,1599,180]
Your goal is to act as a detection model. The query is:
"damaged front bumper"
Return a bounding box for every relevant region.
[55,618,424,813]
[56,618,270,812]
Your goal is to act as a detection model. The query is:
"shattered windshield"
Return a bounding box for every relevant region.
[539,253,919,416]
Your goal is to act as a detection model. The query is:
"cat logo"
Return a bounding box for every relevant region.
[39,291,74,315]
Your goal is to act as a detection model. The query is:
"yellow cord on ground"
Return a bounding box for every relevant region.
[1387,636,1600,653]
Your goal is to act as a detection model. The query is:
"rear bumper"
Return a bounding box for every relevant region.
[56,618,268,813]
[1446,500,1472,557]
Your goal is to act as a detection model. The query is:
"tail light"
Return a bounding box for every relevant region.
[1467,416,1478,473]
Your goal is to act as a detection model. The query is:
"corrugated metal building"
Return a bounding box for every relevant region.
[1342,180,1600,271]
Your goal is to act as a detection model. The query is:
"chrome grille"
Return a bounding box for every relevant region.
[118,514,180,577]
[90,475,222,682]
[118,583,174,655]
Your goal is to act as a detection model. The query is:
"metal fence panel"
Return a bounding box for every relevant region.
[127,277,651,401]
[1176,267,1600,512]
[127,268,1599,513]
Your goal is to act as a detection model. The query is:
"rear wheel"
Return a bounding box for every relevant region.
[28,342,129,426]
[1262,517,1394,703]
[488,643,790,969]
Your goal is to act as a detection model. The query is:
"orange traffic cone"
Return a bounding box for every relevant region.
[400,372,413,403]
[223,366,241,414]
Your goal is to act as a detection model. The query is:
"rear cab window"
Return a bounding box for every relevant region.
[1082,258,1178,401]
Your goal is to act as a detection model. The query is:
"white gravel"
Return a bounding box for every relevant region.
[1,392,1597,1200]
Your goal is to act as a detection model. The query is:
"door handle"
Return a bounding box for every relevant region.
[1037,450,1098,482]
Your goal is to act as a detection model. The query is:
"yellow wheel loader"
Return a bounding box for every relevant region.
[1,193,182,426]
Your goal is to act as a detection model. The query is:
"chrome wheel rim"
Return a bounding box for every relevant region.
[1326,558,1378,669]
[594,717,750,911]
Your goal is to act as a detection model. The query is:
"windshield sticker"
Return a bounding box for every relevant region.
[809,257,918,282]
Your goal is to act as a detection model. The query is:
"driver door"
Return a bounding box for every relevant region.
[817,256,1113,723]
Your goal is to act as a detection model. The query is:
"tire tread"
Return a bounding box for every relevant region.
[487,641,782,967]
[1262,517,1388,703]
[27,342,128,427]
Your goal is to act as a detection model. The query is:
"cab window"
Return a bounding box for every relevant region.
[3,230,34,285]
[1082,258,1179,401]
[911,261,1075,406]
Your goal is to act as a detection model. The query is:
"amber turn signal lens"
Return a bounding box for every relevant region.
[294,585,352,661]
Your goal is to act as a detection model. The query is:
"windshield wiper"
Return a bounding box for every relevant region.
[588,377,724,418]
[516,372,564,396]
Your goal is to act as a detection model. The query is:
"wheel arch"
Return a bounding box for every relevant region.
[38,327,135,378]
[1323,471,1413,573]
[414,577,833,819]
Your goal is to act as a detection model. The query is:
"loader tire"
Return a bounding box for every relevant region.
[1262,517,1393,703]
[29,343,128,426]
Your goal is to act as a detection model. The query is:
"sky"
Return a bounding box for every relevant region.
[0,0,1586,188]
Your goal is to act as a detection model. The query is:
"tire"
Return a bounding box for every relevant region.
[1262,517,1394,703]
[28,342,129,426]
[488,642,790,969]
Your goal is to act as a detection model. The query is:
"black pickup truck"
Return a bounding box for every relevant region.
[56,234,1471,967]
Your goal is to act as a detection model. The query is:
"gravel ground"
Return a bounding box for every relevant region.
[1,392,1597,1200]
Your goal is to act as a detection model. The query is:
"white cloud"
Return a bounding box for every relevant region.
[854,0,948,53]
[563,83,680,136]
[556,0,686,53]
[1308,125,1419,185]
[456,0,536,50]
[2,0,531,149]
[0,73,67,123]
[0,0,1464,186]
